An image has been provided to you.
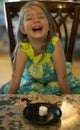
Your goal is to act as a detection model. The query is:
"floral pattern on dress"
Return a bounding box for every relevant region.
[29,64,43,78]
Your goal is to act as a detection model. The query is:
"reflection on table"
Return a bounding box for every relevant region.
[0,94,80,130]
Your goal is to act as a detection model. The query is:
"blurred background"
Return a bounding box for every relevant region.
[0,0,80,86]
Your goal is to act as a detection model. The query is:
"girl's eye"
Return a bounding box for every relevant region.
[39,15,46,19]
[24,17,33,21]
[27,18,32,20]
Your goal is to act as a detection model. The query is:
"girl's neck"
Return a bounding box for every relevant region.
[29,37,46,48]
[29,38,46,55]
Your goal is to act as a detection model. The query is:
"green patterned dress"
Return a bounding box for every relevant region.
[1,36,80,94]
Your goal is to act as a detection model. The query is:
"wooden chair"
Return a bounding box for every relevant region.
[3,0,80,64]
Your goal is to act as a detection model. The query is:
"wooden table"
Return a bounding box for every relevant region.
[0,94,80,130]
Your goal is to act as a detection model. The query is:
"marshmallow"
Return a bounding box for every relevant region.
[39,106,48,116]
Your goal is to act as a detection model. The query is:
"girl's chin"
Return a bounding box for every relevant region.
[31,35,44,39]
[32,34,47,39]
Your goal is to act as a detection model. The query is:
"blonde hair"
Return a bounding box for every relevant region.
[13,0,56,61]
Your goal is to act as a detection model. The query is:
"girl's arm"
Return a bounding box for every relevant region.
[52,40,71,94]
[8,47,27,94]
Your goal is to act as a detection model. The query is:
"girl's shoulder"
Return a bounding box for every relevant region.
[20,42,33,57]
[20,42,29,49]
[49,36,59,46]
[45,36,59,53]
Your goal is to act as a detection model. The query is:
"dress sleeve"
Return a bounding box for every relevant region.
[51,36,59,46]
[20,42,29,54]
[20,42,34,58]
[45,36,59,53]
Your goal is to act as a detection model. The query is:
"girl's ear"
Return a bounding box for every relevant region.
[20,25,26,34]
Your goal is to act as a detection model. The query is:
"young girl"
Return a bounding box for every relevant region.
[0,1,80,94]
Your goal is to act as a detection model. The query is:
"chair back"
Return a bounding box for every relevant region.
[4,1,80,63]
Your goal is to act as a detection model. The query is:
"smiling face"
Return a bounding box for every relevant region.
[21,5,50,42]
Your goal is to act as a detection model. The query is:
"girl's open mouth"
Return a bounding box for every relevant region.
[32,26,43,32]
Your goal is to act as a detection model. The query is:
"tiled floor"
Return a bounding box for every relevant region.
[0,52,80,87]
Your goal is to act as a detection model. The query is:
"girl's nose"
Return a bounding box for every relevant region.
[33,17,40,23]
